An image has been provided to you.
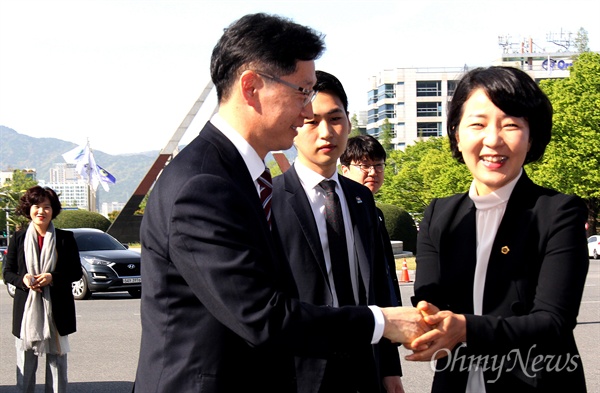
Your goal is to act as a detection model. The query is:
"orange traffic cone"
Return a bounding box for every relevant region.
[399,258,411,283]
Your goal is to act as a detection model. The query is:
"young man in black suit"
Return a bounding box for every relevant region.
[134,14,427,393]
[271,71,405,393]
[341,135,402,308]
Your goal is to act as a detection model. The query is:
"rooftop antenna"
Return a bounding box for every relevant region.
[546,28,573,51]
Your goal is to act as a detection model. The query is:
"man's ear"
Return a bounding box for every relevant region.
[345,111,352,134]
[340,165,350,175]
[240,70,262,106]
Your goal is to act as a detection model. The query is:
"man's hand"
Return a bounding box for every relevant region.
[381,306,431,344]
[405,301,467,361]
[383,376,405,393]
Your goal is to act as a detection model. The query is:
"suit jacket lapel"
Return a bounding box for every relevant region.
[339,178,371,302]
[443,194,477,313]
[483,173,535,313]
[282,167,330,282]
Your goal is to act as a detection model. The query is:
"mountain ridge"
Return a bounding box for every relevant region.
[1,125,296,207]
[0,125,158,206]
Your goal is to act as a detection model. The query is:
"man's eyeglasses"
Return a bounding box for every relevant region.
[351,164,386,173]
[255,72,317,107]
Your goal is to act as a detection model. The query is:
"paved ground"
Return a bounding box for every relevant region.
[0,259,598,392]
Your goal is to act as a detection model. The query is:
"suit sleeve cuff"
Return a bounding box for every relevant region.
[369,305,384,344]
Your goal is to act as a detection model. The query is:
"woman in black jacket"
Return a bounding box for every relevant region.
[407,67,588,392]
[4,186,82,393]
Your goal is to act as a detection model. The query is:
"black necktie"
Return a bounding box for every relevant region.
[319,180,355,306]
[257,169,272,230]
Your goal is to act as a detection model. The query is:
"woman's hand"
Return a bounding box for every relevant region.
[405,301,467,362]
[23,273,53,292]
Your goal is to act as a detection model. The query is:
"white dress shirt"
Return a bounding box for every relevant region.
[293,161,384,343]
[209,115,384,343]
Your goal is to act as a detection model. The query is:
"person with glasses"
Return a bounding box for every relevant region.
[341,135,403,313]
[134,13,429,393]
[271,71,405,393]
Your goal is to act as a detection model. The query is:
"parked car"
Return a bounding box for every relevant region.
[589,235,599,260]
[3,229,141,299]
[1,246,15,297]
[69,228,141,300]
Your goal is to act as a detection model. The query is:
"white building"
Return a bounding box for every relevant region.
[49,163,80,183]
[0,169,37,185]
[366,50,578,150]
[101,201,125,217]
[41,163,98,211]
[40,181,91,210]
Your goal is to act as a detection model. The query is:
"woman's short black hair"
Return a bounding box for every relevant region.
[447,66,553,165]
[16,186,62,220]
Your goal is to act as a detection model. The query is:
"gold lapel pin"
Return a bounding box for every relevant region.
[501,246,510,255]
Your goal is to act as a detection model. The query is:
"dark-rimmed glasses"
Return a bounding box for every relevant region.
[255,71,316,107]
[351,164,386,173]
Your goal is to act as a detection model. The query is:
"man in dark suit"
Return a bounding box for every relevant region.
[134,13,428,393]
[340,135,402,308]
[271,71,404,393]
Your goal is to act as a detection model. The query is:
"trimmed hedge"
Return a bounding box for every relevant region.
[377,203,418,253]
[53,210,111,231]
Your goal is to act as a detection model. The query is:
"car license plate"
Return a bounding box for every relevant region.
[123,278,141,284]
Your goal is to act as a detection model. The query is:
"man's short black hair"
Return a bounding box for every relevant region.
[210,13,325,102]
[340,135,386,166]
[313,70,348,112]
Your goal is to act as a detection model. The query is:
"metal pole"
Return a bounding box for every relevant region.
[4,207,10,245]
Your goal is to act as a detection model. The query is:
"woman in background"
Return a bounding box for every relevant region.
[4,186,82,392]
[407,66,588,392]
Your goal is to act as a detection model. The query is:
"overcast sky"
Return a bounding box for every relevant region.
[1,0,598,155]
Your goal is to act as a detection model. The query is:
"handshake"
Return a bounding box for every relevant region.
[380,301,467,362]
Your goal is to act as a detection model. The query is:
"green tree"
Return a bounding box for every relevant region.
[379,118,394,154]
[53,210,111,231]
[574,27,589,53]
[530,52,600,235]
[0,170,39,236]
[377,203,418,252]
[378,137,471,219]
[349,113,364,137]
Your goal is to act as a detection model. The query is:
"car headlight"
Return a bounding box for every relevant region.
[83,257,115,267]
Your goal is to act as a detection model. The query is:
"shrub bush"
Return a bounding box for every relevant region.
[377,203,418,253]
[53,210,111,231]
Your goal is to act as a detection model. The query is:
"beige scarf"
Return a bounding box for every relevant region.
[19,221,57,355]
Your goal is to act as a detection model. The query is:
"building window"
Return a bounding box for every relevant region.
[377,84,395,100]
[416,81,441,97]
[448,80,458,96]
[416,102,442,117]
[378,104,395,119]
[368,128,380,138]
[368,89,378,105]
[417,122,442,137]
[367,108,378,124]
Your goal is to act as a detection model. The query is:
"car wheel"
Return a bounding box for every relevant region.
[6,283,16,298]
[128,289,142,299]
[72,275,92,300]
[594,249,598,260]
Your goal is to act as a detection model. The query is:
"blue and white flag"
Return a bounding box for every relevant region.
[62,143,116,192]
[97,165,116,186]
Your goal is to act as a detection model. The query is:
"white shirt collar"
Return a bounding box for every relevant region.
[469,169,522,210]
[294,160,341,191]
[210,113,266,181]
